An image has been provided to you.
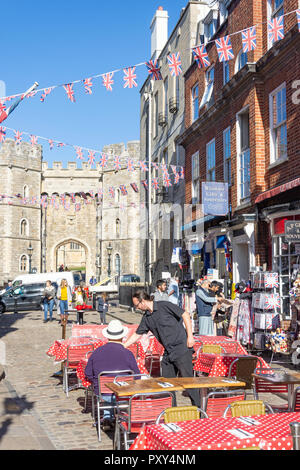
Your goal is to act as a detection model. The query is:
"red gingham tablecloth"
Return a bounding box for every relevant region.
[193,353,270,376]
[129,411,299,450]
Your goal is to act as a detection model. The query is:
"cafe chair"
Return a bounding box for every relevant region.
[204,390,246,418]
[227,356,263,397]
[148,342,165,377]
[95,370,134,442]
[292,386,300,412]
[253,367,290,412]
[117,391,174,450]
[155,405,208,424]
[63,343,95,397]
[223,399,274,418]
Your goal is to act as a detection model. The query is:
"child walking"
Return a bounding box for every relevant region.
[97,293,109,325]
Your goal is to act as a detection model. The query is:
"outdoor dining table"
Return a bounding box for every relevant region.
[129,411,300,450]
[193,352,270,377]
[194,336,248,355]
[46,337,105,363]
[252,370,300,412]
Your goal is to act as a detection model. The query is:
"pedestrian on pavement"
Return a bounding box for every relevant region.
[74,285,87,323]
[42,280,56,323]
[5,281,12,291]
[97,293,109,324]
[57,279,72,324]
[167,276,180,305]
[124,289,201,409]
[153,279,169,302]
[89,275,97,286]
[195,280,221,335]
[84,319,140,431]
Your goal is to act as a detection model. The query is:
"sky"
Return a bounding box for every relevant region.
[1,0,189,166]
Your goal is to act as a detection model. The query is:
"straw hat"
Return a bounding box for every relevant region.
[102,320,129,340]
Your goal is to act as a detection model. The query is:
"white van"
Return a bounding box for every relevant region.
[11,272,79,291]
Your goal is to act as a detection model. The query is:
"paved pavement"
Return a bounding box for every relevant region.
[0,304,297,450]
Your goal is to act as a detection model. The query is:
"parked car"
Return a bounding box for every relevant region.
[10,271,77,291]
[120,274,141,283]
[0,282,58,314]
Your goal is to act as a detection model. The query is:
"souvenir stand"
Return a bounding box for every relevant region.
[251,272,297,362]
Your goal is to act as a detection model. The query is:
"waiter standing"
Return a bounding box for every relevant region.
[123,289,201,408]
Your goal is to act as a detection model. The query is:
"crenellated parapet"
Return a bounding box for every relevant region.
[0,138,42,171]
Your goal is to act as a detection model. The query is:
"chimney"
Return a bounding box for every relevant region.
[150,6,169,61]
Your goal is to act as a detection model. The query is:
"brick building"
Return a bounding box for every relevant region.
[178,0,300,316]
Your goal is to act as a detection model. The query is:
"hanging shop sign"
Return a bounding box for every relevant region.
[202,182,228,216]
[285,220,300,242]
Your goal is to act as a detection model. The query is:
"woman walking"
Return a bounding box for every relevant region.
[74,285,87,323]
[57,279,72,324]
[42,280,56,323]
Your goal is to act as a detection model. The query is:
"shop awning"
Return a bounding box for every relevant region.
[181,215,216,232]
[255,177,300,204]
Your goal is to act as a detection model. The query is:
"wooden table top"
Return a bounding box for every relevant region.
[105,377,184,397]
[171,376,246,389]
[253,371,300,385]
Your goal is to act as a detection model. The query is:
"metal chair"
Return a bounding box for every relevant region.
[63,342,95,397]
[223,399,274,418]
[204,390,246,418]
[292,386,300,412]
[148,341,164,377]
[253,367,290,412]
[117,391,174,450]
[94,369,134,442]
[228,356,263,397]
[155,405,208,424]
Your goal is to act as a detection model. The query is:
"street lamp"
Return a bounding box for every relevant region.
[107,243,113,277]
[27,242,33,273]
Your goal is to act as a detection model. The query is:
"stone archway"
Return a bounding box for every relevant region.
[50,238,92,280]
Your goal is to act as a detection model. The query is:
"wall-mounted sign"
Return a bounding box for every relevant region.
[284,221,300,242]
[202,182,228,216]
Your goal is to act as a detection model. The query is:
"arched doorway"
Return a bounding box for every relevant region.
[55,240,87,276]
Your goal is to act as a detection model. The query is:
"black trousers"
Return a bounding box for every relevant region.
[161,349,201,408]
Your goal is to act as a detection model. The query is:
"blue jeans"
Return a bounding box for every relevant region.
[44,299,54,321]
[60,300,69,316]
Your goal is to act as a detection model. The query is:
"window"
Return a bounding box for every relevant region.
[70,242,80,250]
[223,61,230,85]
[175,75,180,104]
[114,254,121,276]
[237,108,250,202]
[20,255,28,272]
[191,152,200,204]
[223,127,231,185]
[200,67,214,108]
[205,19,217,42]
[206,139,216,182]
[116,218,121,238]
[23,185,29,199]
[270,84,287,163]
[115,188,120,204]
[235,50,248,73]
[20,219,28,236]
[192,83,199,122]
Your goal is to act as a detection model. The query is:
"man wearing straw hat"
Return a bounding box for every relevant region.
[85,320,140,430]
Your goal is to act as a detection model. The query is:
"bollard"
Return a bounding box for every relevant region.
[289,422,300,450]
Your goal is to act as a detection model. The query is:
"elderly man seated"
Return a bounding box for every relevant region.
[84,319,140,430]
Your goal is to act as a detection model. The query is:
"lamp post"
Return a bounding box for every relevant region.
[107,243,113,277]
[27,242,33,274]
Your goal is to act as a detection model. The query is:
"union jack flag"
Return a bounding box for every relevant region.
[70,193,76,202]
[161,163,168,175]
[60,194,66,206]
[119,184,128,195]
[145,59,162,81]
[14,130,22,144]
[123,67,137,89]
[127,159,135,172]
[99,153,108,168]
[57,142,65,148]
[224,241,232,274]
[50,195,56,206]
[75,146,84,160]
[40,87,53,102]
[174,172,180,184]
[30,135,38,146]
[109,186,115,198]
[151,161,159,170]
[152,178,159,190]
[215,35,235,62]
[75,203,81,212]
[192,45,211,69]
[63,83,76,102]
[180,167,185,179]
[40,195,48,208]
[139,161,148,172]
[241,26,257,53]
[163,173,172,187]
[113,156,122,171]
[167,52,182,77]
[83,78,93,94]
[130,182,139,193]
[26,90,37,99]
[48,139,54,150]
[0,126,6,142]
[297,10,300,32]
[102,72,114,91]
[0,82,39,124]
[87,150,96,166]
[268,15,284,45]
[97,189,103,200]
[141,180,148,190]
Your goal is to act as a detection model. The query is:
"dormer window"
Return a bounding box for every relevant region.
[203,9,219,43]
